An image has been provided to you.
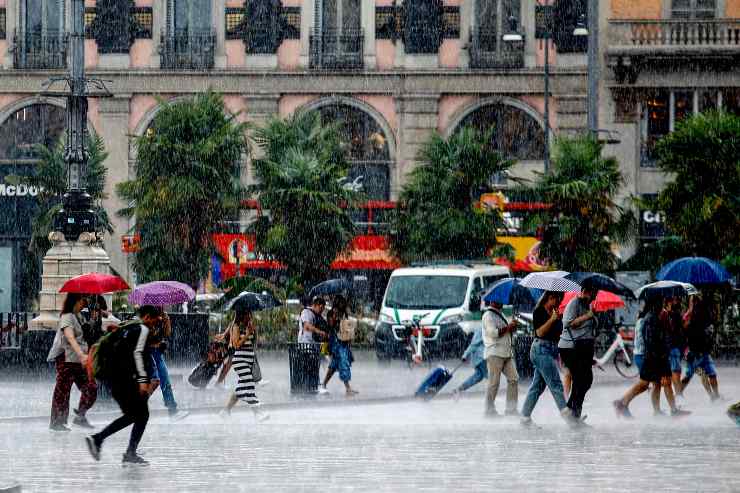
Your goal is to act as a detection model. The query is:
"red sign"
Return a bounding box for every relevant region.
[121,234,140,253]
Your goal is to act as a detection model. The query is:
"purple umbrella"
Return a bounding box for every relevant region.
[128,281,196,307]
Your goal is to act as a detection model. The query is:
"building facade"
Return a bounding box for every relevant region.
[0,0,737,310]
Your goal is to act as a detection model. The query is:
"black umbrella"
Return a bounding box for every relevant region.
[565,272,636,299]
[226,291,282,312]
[308,278,352,298]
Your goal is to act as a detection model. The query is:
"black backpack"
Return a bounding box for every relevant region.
[90,319,143,382]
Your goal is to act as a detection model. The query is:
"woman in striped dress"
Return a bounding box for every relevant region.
[220,310,269,422]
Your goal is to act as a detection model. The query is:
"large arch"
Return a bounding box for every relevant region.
[299,96,397,201]
[445,96,549,161]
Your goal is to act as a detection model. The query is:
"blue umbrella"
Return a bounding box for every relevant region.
[657,257,732,285]
[308,278,352,298]
[566,272,635,299]
[483,278,542,308]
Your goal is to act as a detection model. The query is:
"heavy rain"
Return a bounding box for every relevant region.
[0,0,738,492]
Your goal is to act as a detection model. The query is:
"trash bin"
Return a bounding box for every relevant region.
[288,343,321,394]
[513,334,534,380]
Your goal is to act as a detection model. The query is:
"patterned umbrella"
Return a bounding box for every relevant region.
[657,257,732,286]
[566,272,635,299]
[128,281,195,307]
[518,271,581,292]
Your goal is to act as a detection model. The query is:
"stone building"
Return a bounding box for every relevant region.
[0,0,737,311]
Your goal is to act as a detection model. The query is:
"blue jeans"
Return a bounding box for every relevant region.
[669,348,683,374]
[684,351,717,379]
[151,348,178,411]
[328,343,352,382]
[521,339,568,418]
[458,361,488,392]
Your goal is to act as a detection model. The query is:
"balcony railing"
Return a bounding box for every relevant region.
[12,30,68,70]
[160,29,216,70]
[469,30,525,69]
[309,29,364,70]
[608,18,740,50]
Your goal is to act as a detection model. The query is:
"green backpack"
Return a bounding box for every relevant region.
[89,319,143,382]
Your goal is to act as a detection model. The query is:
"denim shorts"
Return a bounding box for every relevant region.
[685,352,717,379]
[668,348,683,373]
[633,354,644,373]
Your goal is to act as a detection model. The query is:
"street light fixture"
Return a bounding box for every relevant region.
[503,12,593,173]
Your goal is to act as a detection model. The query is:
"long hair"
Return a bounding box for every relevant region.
[332,295,349,318]
[639,296,662,319]
[60,293,86,315]
[230,310,252,348]
[534,291,562,313]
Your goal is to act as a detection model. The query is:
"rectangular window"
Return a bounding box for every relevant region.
[443,6,460,39]
[721,89,740,116]
[0,8,7,40]
[282,7,301,39]
[699,90,718,113]
[672,0,716,19]
[674,91,693,124]
[175,0,211,32]
[641,91,670,167]
[225,8,244,40]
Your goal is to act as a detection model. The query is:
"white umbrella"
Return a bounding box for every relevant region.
[635,281,699,300]
[519,271,581,292]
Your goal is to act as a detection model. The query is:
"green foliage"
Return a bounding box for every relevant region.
[250,110,357,291]
[15,132,113,308]
[619,236,685,274]
[117,91,249,288]
[391,127,515,264]
[524,135,636,273]
[654,111,740,262]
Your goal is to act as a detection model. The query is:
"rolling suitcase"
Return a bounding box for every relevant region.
[414,363,463,400]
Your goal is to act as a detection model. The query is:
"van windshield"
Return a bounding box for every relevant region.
[385,276,469,310]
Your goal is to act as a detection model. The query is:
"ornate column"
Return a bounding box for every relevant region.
[394,94,439,198]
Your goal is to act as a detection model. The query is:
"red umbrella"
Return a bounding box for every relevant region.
[59,273,130,294]
[559,290,625,313]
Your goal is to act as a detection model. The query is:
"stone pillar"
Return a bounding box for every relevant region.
[362,0,376,69]
[214,0,227,68]
[150,0,164,68]
[299,0,315,68]
[555,95,587,138]
[242,94,280,224]
[521,0,536,67]
[459,0,471,68]
[4,0,17,67]
[31,232,112,330]
[394,94,439,199]
[97,95,132,284]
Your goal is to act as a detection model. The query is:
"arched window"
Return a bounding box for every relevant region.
[455,103,545,161]
[316,103,392,201]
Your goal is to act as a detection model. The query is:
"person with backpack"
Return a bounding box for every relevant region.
[483,300,519,417]
[219,309,269,421]
[320,295,358,396]
[85,305,162,466]
[48,293,98,431]
[146,313,189,421]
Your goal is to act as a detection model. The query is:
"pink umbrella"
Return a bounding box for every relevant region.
[559,290,625,314]
[128,281,195,307]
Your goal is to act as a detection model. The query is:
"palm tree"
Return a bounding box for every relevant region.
[116,91,249,288]
[250,110,357,291]
[524,135,636,273]
[391,127,516,264]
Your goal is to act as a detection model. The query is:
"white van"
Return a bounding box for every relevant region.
[374,264,510,359]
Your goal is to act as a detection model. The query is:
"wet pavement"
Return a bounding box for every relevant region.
[1,354,739,492]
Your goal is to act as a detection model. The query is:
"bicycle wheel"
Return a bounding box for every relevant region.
[614,346,639,379]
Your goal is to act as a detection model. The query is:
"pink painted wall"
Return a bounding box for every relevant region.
[375,41,395,70]
[0,0,5,7]
[279,95,318,117]
[0,95,24,116]
[129,95,160,133]
[223,95,248,122]
[439,40,460,68]
[282,0,302,6]
[85,40,99,69]
[438,95,476,133]
[85,0,95,7]
[130,40,152,68]
[226,40,247,68]
[0,41,7,67]
[226,0,243,6]
[519,95,557,131]
[135,0,152,6]
[356,95,398,133]
[278,40,301,69]
[375,0,394,6]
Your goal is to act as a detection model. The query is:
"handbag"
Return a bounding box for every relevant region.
[339,317,357,342]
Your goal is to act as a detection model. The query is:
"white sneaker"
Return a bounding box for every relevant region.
[169,410,190,422]
[257,380,270,387]
[318,385,330,395]
[252,405,270,422]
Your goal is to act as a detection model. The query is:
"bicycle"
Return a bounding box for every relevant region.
[594,326,638,379]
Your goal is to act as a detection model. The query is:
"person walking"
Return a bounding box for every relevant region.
[452,326,487,398]
[558,286,597,420]
[613,296,690,419]
[321,295,358,396]
[679,295,721,401]
[661,297,686,398]
[85,305,162,466]
[632,310,664,415]
[298,296,328,343]
[520,291,579,427]
[147,312,189,421]
[220,310,269,421]
[483,300,519,417]
[48,293,98,431]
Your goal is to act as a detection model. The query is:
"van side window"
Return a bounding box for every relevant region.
[472,277,483,295]
[483,275,507,289]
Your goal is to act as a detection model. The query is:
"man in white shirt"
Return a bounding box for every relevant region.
[298,297,328,343]
[483,301,519,417]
